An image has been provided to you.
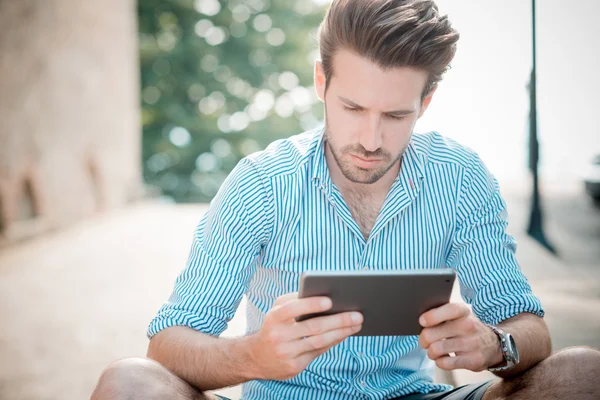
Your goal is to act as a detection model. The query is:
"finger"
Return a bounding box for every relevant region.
[427,337,475,360]
[419,302,470,328]
[419,316,477,349]
[273,292,299,307]
[435,353,487,372]
[292,339,341,371]
[295,325,362,354]
[291,311,363,339]
[271,296,332,322]
[294,346,333,371]
[296,332,351,365]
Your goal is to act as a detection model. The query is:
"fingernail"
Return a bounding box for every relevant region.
[321,299,332,309]
[351,312,363,324]
[419,316,426,326]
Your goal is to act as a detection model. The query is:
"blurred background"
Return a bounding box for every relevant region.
[0,0,598,399]
[139,0,328,203]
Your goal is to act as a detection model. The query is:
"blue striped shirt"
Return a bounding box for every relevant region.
[148,126,544,400]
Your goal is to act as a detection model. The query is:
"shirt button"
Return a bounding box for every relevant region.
[358,352,365,357]
[360,380,367,388]
[362,266,369,271]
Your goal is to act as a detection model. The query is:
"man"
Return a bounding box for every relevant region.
[92,1,600,399]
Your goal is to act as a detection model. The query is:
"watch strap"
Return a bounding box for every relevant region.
[486,324,513,372]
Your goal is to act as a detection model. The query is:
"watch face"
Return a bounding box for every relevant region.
[509,334,519,363]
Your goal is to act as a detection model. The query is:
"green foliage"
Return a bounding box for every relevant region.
[138,0,327,202]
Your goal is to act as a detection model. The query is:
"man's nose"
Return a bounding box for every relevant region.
[359,118,383,152]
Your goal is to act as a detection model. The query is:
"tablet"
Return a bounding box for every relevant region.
[297,269,456,336]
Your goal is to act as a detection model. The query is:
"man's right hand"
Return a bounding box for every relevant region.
[245,292,363,381]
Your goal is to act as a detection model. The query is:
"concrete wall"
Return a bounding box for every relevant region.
[0,0,141,244]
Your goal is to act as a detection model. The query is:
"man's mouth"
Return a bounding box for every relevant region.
[350,154,383,168]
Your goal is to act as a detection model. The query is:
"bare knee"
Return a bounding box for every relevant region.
[552,346,600,364]
[539,347,600,396]
[488,346,600,399]
[551,346,600,381]
[91,357,187,400]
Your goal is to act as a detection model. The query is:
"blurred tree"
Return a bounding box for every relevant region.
[138,0,327,202]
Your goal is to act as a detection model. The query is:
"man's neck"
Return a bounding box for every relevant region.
[324,145,401,239]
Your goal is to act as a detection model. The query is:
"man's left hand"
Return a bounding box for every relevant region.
[418,302,503,371]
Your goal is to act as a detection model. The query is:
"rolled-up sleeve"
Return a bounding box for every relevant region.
[147,158,274,338]
[446,153,544,325]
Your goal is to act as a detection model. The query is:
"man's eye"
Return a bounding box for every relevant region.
[342,106,360,113]
[387,115,406,121]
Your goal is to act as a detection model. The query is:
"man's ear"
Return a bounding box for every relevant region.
[418,85,437,118]
[314,60,326,103]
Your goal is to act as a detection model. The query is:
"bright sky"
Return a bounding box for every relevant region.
[415,0,600,192]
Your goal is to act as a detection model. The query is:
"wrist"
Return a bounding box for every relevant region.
[487,328,505,367]
[236,334,265,381]
[485,324,520,372]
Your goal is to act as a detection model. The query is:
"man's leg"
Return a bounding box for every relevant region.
[91,357,226,400]
[399,381,493,400]
[483,346,600,400]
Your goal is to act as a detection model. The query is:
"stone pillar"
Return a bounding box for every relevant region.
[0,0,141,244]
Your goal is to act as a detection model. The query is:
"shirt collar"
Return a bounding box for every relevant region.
[397,138,426,199]
[311,126,331,191]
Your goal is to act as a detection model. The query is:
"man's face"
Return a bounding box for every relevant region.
[315,50,435,184]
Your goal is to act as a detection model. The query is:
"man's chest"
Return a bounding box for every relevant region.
[260,198,455,276]
[343,189,385,241]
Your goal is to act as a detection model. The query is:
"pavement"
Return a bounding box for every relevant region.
[0,190,598,400]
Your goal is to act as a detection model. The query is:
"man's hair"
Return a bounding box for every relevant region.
[318,0,459,99]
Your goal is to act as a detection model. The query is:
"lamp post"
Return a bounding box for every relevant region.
[527,0,555,253]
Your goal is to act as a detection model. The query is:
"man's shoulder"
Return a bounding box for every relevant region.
[411,131,479,170]
[244,127,322,179]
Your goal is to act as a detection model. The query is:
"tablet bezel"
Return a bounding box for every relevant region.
[297,269,456,336]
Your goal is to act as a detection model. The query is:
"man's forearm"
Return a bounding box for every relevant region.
[147,326,260,391]
[494,313,552,378]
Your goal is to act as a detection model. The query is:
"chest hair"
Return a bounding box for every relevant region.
[342,189,386,240]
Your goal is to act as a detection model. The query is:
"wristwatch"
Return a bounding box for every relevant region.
[485,324,520,372]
